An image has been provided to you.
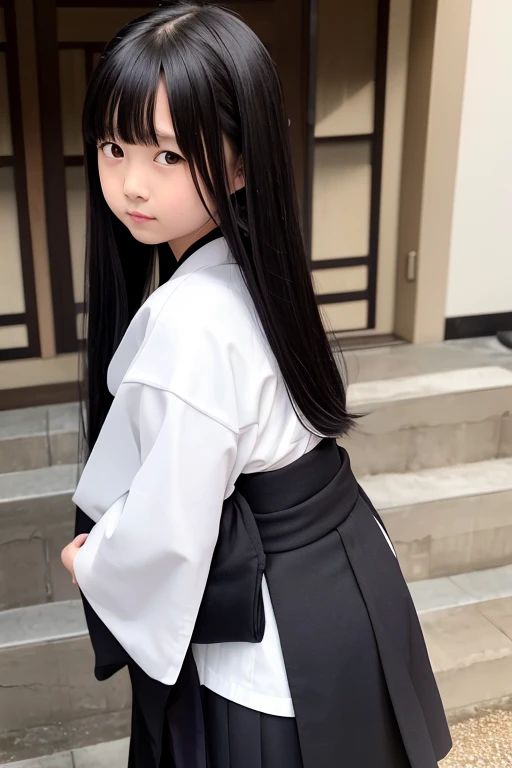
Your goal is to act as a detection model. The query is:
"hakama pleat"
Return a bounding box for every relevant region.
[127,649,207,768]
[201,688,304,768]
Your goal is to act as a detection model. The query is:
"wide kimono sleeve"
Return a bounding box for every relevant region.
[72,380,238,685]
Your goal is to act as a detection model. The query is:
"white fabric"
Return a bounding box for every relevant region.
[72,236,395,718]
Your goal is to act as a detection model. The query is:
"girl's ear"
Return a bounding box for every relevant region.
[233,156,245,192]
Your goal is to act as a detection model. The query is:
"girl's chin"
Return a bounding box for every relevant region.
[125,225,163,245]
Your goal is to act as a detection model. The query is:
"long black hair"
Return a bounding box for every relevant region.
[78,0,355,476]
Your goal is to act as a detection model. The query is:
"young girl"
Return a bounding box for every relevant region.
[61,3,452,767]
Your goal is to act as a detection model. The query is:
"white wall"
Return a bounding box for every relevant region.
[446,0,512,318]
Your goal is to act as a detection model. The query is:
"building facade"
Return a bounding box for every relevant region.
[0,0,510,409]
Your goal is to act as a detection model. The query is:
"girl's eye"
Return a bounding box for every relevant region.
[155,150,182,166]
[99,142,124,159]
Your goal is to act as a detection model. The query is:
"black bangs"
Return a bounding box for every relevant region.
[82,8,229,205]
[83,32,164,147]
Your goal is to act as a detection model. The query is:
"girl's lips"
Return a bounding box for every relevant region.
[127,212,156,221]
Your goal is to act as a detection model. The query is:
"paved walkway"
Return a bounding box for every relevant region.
[441,708,512,766]
[0,739,129,768]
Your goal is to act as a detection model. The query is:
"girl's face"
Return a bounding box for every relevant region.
[97,78,244,253]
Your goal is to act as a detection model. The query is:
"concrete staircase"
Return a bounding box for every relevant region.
[1,352,512,764]
[345,366,512,581]
[0,404,132,764]
[342,362,512,726]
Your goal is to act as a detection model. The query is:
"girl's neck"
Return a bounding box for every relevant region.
[169,219,219,261]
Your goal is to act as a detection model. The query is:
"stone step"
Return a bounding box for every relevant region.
[2,565,512,764]
[421,595,512,716]
[360,457,512,582]
[0,712,130,766]
[341,365,512,475]
[0,737,130,768]
[409,564,512,614]
[0,403,80,474]
[0,601,131,745]
[0,464,79,609]
[3,453,512,609]
[2,367,512,478]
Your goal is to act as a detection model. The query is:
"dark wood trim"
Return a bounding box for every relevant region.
[34,0,78,354]
[57,0,164,6]
[366,0,390,330]
[64,155,84,166]
[271,0,309,232]
[0,155,13,166]
[316,290,369,304]
[0,380,80,411]
[4,0,41,359]
[56,0,263,5]
[314,133,374,144]
[0,312,26,326]
[59,41,105,49]
[311,256,369,270]
[0,346,31,362]
[304,0,318,263]
[445,312,512,340]
[85,46,95,82]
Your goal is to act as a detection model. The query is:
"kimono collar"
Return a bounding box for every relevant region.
[168,228,237,281]
[106,231,237,397]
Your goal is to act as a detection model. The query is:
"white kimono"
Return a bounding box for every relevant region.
[72,234,395,717]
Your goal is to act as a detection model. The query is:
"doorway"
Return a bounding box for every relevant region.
[309,0,411,340]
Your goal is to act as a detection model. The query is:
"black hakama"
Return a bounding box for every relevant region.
[201,688,304,768]
[79,437,452,768]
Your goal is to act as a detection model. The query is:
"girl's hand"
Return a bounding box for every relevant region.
[61,534,89,585]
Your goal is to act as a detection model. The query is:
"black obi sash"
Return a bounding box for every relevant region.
[76,437,452,768]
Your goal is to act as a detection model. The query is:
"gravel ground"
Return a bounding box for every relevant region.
[441,710,512,767]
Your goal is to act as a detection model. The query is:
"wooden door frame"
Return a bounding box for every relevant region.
[394,0,472,344]
[33,0,78,354]
[0,0,41,362]
[306,0,391,333]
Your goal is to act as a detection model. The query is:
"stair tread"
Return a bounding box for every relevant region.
[360,456,512,509]
[410,565,512,613]
[0,403,79,442]
[347,365,512,407]
[0,600,87,649]
[0,463,80,503]
[0,736,129,768]
[0,711,131,766]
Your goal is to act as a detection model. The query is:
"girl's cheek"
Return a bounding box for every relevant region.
[103,177,122,209]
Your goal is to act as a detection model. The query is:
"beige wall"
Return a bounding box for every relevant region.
[394,0,472,343]
[373,0,410,336]
[446,0,512,319]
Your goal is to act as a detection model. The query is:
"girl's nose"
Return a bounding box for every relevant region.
[123,168,150,201]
